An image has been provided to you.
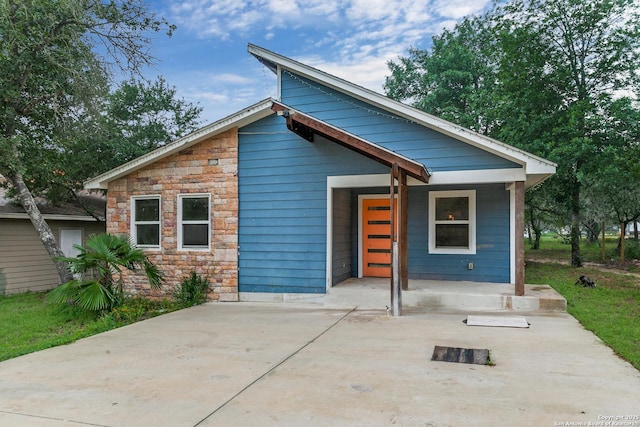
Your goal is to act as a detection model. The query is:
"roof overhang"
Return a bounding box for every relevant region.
[0,212,101,221]
[271,101,429,183]
[84,98,275,190]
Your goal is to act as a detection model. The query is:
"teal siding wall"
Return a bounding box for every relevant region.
[238,115,388,293]
[280,71,519,172]
[332,188,352,284]
[345,185,510,283]
[407,184,511,282]
[238,71,517,293]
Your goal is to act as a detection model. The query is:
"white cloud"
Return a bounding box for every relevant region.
[156,0,494,122]
[433,0,492,19]
[167,0,492,65]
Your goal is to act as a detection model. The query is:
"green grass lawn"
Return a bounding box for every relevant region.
[0,292,114,361]
[526,236,640,370]
[0,293,179,362]
[526,234,640,269]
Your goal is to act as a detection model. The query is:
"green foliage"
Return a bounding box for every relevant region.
[0,292,113,361]
[46,233,164,312]
[385,0,640,267]
[385,16,500,135]
[173,271,210,307]
[61,77,203,187]
[0,0,180,285]
[620,240,640,261]
[108,297,179,323]
[0,292,181,362]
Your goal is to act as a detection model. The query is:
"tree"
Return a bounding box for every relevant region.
[385,0,640,266]
[385,16,501,135]
[59,77,203,192]
[46,233,163,311]
[0,0,175,284]
[495,0,640,266]
[582,97,640,255]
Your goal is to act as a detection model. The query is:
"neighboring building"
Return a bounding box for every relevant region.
[84,44,556,302]
[0,183,105,295]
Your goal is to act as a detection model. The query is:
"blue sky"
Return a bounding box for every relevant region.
[143,0,493,124]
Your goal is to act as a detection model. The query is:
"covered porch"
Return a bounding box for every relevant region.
[324,278,566,312]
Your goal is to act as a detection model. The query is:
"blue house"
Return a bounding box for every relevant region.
[85,45,556,304]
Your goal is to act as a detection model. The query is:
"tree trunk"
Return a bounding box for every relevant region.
[6,171,73,285]
[620,222,626,262]
[570,185,582,267]
[533,230,541,250]
[526,207,542,249]
[584,220,599,244]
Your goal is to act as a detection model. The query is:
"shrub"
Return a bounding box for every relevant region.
[46,233,163,312]
[623,240,640,260]
[173,271,210,307]
[108,297,178,323]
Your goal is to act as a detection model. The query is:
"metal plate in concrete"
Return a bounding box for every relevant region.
[431,345,491,365]
[466,315,530,328]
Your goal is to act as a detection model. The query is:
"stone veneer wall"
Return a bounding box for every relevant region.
[106,128,238,301]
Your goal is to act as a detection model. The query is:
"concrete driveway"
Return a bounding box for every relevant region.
[1,303,639,426]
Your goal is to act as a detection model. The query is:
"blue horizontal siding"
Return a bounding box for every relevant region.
[238,114,389,294]
[407,184,511,282]
[280,71,520,172]
[238,71,517,293]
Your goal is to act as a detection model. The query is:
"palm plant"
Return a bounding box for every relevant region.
[47,233,163,311]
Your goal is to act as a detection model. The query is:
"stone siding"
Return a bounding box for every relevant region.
[106,128,238,301]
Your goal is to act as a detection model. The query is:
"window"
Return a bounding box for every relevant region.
[132,196,161,248]
[178,194,211,250]
[429,190,476,254]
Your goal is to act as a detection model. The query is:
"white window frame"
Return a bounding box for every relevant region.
[429,190,476,255]
[131,195,161,249]
[177,193,211,251]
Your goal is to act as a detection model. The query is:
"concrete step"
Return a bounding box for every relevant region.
[324,278,566,312]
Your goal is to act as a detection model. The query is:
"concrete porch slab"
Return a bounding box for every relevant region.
[325,278,567,312]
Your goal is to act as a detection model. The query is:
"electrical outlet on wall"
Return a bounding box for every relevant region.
[468,262,474,270]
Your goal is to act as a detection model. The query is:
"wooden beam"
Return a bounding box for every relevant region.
[398,169,409,290]
[270,102,429,183]
[291,113,429,182]
[515,181,525,296]
[390,163,401,316]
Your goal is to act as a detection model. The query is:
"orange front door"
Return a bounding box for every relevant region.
[362,198,397,278]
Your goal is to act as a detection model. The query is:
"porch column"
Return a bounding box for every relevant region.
[390,164,401,316]
[515,181,525,296]
[398,169,409,291]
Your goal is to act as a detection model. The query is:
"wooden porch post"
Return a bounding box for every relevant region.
[515,181,525,296]
[390,163,401,316]
[398,169,409,291]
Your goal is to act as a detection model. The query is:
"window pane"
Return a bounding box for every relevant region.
[183,224,208,247]
[136,224,160,245]
[135,199,159,221]
[435,197,469,221]
[435,224,469,248]
[182,197,209,221]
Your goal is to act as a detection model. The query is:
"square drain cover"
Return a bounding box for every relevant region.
[431,346,490,365]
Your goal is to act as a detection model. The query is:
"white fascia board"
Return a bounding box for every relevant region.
[84,98,275,190]
[248,44,557,175]
[0,213,101,221]
[426,169,527,186]
[327,168,528,188]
